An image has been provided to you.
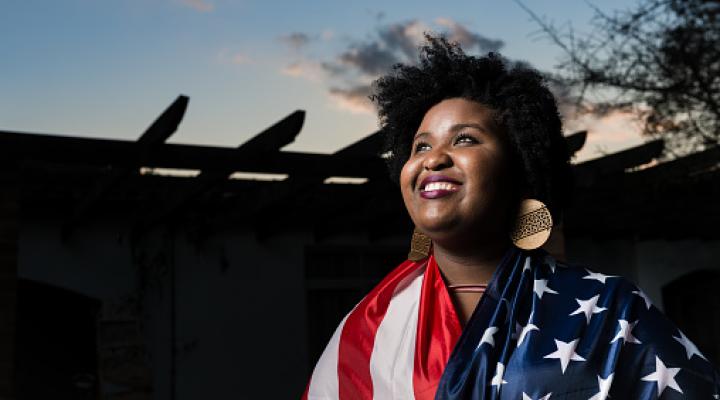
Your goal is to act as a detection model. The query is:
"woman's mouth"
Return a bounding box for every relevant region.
[420,181,460,199]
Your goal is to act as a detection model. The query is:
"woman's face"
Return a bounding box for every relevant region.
[400,98,515,244]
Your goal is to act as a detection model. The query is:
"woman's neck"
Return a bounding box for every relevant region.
[432,237,511,286]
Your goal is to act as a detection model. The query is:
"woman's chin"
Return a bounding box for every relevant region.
[414,218,463,240]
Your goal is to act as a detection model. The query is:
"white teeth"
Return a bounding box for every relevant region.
[422,182,458,192]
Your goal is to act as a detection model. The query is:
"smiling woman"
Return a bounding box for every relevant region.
[302,34,720,400]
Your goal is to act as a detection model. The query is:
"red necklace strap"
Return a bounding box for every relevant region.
[447,284,488,293]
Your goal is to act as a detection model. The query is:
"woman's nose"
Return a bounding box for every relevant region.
[423,147,453,171]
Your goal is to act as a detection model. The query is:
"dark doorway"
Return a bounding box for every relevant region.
[15,279,101,399]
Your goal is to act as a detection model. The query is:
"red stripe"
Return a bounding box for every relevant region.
[300,380,309,400]
[413,255,463,399]
[337,259,425,400]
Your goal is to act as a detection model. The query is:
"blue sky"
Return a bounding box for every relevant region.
[1,0,644,161]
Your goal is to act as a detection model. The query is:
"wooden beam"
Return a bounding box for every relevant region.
[0,130,388,178]
[134,110,305,233]
[249,130,386,240]
[62,96,189,236]
[630,145,720,183]
[573,139,664,186]
[565,130,587,158]
[334,131,383,157]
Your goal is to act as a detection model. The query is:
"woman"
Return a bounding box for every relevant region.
[303,35,719,399]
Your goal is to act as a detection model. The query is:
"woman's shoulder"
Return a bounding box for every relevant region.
[535,253,720,395]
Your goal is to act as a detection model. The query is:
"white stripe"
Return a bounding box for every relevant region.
[369,270,424,399]
[307,314,349,400]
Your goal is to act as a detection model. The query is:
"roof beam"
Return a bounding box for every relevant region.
[133,110,305,234]
[62,95,189,236]
[573,139,664,186]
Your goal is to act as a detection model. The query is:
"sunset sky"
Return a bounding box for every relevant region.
[1,0,645,163]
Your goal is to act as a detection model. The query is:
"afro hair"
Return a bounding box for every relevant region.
[370,34,573,223]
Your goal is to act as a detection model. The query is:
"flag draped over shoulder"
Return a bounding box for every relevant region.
[437,248,720,399]
[304,247,720,400]
[303,253,462,400]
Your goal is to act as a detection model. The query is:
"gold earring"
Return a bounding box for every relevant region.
[510,199,553,250]
[408,227,432,261]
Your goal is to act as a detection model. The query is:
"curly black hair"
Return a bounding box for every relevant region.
[370,34,573,223]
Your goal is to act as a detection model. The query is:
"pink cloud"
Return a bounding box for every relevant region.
[328,87,375,115]
[280,61,324,81]
[567,109,646,161]
[181,0,213,12]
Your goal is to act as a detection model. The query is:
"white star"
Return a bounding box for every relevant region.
[490,362,508,391]
[523,392,552,400]
[641,356,683,396]
[673,330,706,360]
[632,289,653,309]
[545,255,557,273]
[544,338,586,374]
[583,269,617,284]
[514,313,539,347]
[478,326,499,348]
[534,279,558,299]
[523,256,532,273]
[610,319,642,345]
[569,295,607,324]
[588,373,614,400]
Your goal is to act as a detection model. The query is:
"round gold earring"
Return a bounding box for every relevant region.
[510,199,553,250]
[408,227,432,261]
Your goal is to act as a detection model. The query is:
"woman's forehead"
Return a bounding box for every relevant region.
[415,98,499,137]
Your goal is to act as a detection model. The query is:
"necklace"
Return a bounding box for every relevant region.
[446,283,488,293]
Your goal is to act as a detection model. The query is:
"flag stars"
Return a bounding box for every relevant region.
[589,373,614,400]
[641,356,683,396]
[569,295,607,324]
[632,289,653,310]
[523,392,552,400]
[544,255,557,273]
[544,338,586,374]
[523,256,532,273]
[514,313,539,348]
[478,326,499,348]
[673,330,706,361]
[583,269,617,284]
[534,279,558,299]
[610,319,642,345]
[491,362,508,391]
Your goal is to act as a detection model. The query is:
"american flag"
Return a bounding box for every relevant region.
[304,247,720,399]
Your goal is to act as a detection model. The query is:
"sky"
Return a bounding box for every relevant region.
[1,0,646,163]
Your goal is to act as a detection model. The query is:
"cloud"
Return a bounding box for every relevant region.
[377,20,430,59]
[328,86,375,114]
[216,49,252,66]
[335,42,399,76]
[279,33,312,50]
[279,19,505,115]
[321,29,335,41]
[435,18,504,53]
[321,18,504,80]
[231,53,251,65]
[280,61,324,81]
[566,108,645,162]
[181,0,213,12]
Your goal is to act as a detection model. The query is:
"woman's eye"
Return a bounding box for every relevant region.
[414,142,431,152]
[455,134,478,145]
